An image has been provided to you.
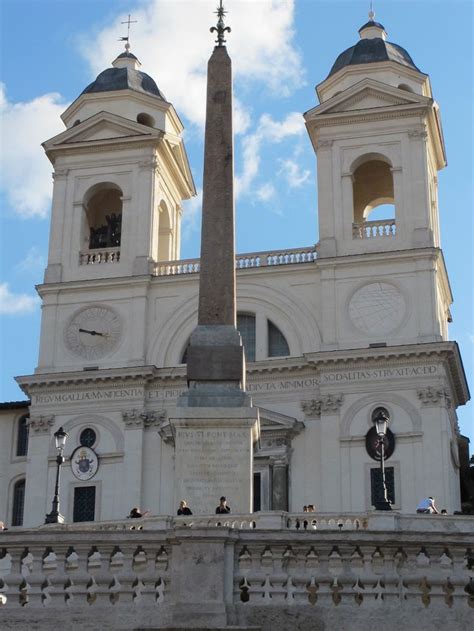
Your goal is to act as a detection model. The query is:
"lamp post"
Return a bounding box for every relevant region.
[45,426,69,524]
[373,410,392,511]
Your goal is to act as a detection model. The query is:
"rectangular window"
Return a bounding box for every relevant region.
[12,480,26,526]
[73,486,96,522]
[370,467,395,506]
[253,472,261,512]
[16,416,29,457]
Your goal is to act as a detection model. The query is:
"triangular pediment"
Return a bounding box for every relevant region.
[257,407,304,432]
[306,78,430,119]
[43,111,160,150]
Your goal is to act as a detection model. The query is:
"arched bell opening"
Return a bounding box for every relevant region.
[352,157,396,239]
[83,183,123,251]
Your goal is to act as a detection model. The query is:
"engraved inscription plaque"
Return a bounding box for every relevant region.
[172,414,259,515]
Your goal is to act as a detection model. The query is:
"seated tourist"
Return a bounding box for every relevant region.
[416,497,439,514]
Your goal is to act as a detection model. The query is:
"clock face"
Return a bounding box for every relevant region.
[64,306,122,359]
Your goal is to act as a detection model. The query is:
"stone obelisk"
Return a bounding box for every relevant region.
[171,2,259,515]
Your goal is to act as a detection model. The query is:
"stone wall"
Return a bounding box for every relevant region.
[0,513,472,630]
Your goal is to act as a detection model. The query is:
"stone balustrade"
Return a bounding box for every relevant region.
[153,246,317,277]
[79,247,121,265]
[353,219,396,239]
[0,513,472,629]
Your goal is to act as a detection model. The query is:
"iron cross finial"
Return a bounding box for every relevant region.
[119,14,138,52]
[210,0,231,47]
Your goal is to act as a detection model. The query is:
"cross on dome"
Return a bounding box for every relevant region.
[119,13,138,53]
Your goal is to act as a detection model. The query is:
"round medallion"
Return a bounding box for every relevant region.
[365,426,396,461]
[349,283,405,335]
[64,305,122,359]
[71,446,99,481]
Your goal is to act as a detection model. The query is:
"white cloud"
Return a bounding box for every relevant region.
[0,84,68,218]
[278,158,311,187]
[79,0,303,131]
[256,182,276,202]
[181,188,203,243]
[15,246,47,276]
[0,283,39,315]
[0,2,303,220]
[236,111,305,196]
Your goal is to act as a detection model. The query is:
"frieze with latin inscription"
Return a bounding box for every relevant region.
[32,388,143,406]
[29,365,440,409]
[321,365,438,383]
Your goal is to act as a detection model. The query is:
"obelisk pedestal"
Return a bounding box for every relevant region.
[171,409,259,514]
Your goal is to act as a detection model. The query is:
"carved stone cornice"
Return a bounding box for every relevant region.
[302,394,344,418]
[417,387,451,407]
[122,409,166,428]
[310,105,430,129]
[28,415,55,434]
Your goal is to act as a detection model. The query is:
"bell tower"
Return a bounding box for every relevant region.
[43,48,195,284]
[305,16,446,259]
[304,15,452,350]
[35,48,195,374]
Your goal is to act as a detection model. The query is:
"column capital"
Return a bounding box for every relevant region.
[28,415,55,434]
[122,409,166,428]
[417,387,451,407]
[301,394,344,418]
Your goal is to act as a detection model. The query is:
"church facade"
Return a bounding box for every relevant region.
[0,18,469,528]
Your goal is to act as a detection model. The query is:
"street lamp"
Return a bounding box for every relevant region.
[45,426,69,524]
[373,409,392,511]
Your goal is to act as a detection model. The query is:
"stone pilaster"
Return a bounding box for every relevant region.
[23,416,55,526]
[271,458,289,511]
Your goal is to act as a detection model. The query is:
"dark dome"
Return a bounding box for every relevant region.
[328,35,420,78]
[115,51,138,61]
[81,67,166,100]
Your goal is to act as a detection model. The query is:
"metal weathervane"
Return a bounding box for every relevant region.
[119,14,138,52]
[210,0,231,46]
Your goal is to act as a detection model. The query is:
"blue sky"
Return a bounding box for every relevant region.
[0,0,472,441]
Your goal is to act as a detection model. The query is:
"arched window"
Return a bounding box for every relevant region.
[16,415,29,457]
[80,427,97,448]
[268,320,290,357]
[237,314,256,362]
[398,83,414,93]
[12,479,26,526]
[84,184,123,250]
[137,112,155,127]
[181,314,289,363]
[352,158,395,224]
